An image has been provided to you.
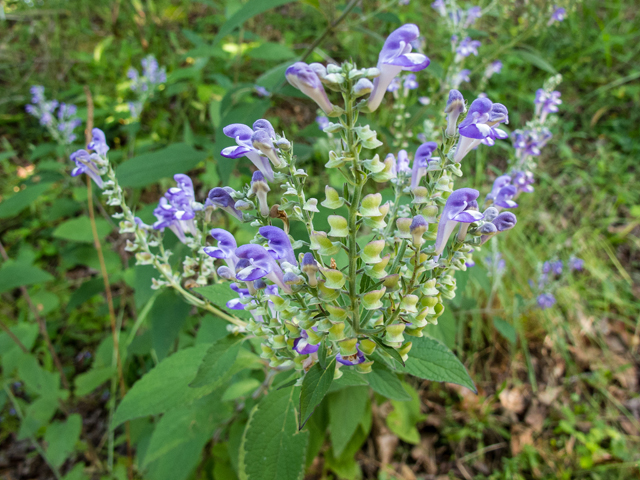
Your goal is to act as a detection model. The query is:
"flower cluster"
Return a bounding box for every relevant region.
[67,24,524,380]
[26,86,82,145]
[531,256,584,309]
[126,55,167,120]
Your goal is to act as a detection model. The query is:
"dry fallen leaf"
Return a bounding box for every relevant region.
[499,388,526,414]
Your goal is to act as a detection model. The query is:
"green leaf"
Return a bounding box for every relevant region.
[299,357,336,427]
[190,336,243,388]
[328,386,369,457]
[194,283,253,320]
[144,436,209,480]
[402,336,476,393]
[370,335,405,367]
[222,378,261,401]
[44,414,82,467]
[517,48,558,74]
[423,307,457,350]
[143,391,231,466]
[385,382,425,444]
[367,363,411,401]
[213,0,299,45]
[0,182,52,219]
[0,262,54,294]
[117,143,208,188]
[247,42,296,61]
[493,317,517,344]
[18,396,59,440]
[74,366,116,397]
[52,217,111,243]
[112,345,218,427]
[239,387,308,480]
[150,290,190,361]
[0,322,39,354]
[328,369,368,392]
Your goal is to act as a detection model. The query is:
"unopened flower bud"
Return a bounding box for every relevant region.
[301,252,319,287]
[250,171,271,216]
[353,78,373,97]
[275,138,291,150]
[410,215,428,246]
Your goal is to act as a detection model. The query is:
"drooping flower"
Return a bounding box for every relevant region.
[454,98,508,162]
[336,345,366,366]
[69,150,104,188]
[548,7,566,25]
[220,122,278,181]
[486,175,512,204]
[435,188,483,255]
[207,187,243,221]
[367,24,430,112]
[480,103,509,146]
[153,174,200,243]
[455,37,481,59]
[259,226,297,266]
[285,62,334,115]
[234,244,291,293]
[411,142,438,191]
[444,89,465,137]
[87,128,110,157]
[493,184,518,209]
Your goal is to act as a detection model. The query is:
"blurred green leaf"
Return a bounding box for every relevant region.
[328,386,368,457]
[367,363,411,401]
[44,414,82,468]
[493,317,517,344]
[247,42,296,61]
[52,217,111,244]
[194,283,253,319]
[0,262,54,293]
[0,183,52,219]
[385,382,425,444]
[150,290,190,361]
[516,48,558,74]
[221,378,261,401]
[74,366,116,397]
[117,143,208,188]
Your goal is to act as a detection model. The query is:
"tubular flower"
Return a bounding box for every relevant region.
[444,89,465,137]
[494,184,518,209]
[336,345,366,366]
[69,150,104,188]
[259,226,297,266]
[410,142,438,191]
[455,37,481,59]
[301,253,319,287]
[434,188,483,255]
[486,175,512,204]
[512,170,535,195]
[153,174,199,244]
[235,244,292,293]
[203,228,239,271]
[480,212,517,244]
[220,122,276,181]
[285,62,334,115]
[250,171,271,216]
[454,98,508,162]
[207,187,243,221]
[367,24,430,112]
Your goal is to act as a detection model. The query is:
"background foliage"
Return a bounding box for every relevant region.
[1,0,639,479]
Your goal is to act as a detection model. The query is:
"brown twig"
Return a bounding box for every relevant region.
[0,240,70,389]
[0,317,29,353]
[83,86,133,479]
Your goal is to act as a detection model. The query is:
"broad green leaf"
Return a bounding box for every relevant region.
[222,378,261,401]
[18,396,59,440]
[44,414,82,467]
[0,322,39,354]
[143,391,231,466]
[112,345,218,427]
[493,317,517,344]
[66,277,105,312]
[149,290,190,361]
[328,386,369,457]
[0,182,52,219]
[0,262,54,294]
[194,283,252,320]
[52,217,111,244]
[328,369,368,392]
[367,363,411,401]
[370,335,405,367]
[190,336,243,388]
[16,352,61,397]
[402,336,476,393]
[144,435,209,480]
[385,382,425,444]
[239,387,308,480]
[61,464,89,480]
[74,366,116,396]
[423,307,457,350]
[117,143,208,188]
[247,42,296,61]
[213,0,299,46]
[299,357,336,427]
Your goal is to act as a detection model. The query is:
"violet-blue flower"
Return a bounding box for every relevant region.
[537,293,556,309]
[235,244,291,293]
[367,24,430,112]
[69,150,104,188]
[486,175,512,204]
[87,128,110,157]
[259,226,297,266]
[285,62,334,115]
[208,187,243,221]
[494,184,518,209]
[548,7,566,25]
[452,69,471,88]
[464,6,482,27]
[316,116,330,131]
[336,345,366,366]
[435,188,483,255]
[203,228,239,271]
[569,256,584,272]
[153,174,199,243]
[403,74,419,90]
[293,329,320,355]
[456,37,481,59]
[221,122,275,181]
[484,60,503,79]
[411,142,438,191]
[254,85,271,97]
[444,89,465,137]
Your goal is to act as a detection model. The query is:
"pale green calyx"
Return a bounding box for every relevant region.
[400,294,419,313]
[384,323,406,344]
[354,125,383,149]
[321,185,345,209]
[395,217,412,239]
[327,215,349,237]
[359,338,377,355]
[338,337,358,356]
[303,198,319,212]
[372,156,396,182]
[421,278,439,296]
[359,193,383,217]
[326,305,348,321]
[322,268,346,290]
[360,239,385,264]
[412,186,429,204]
[310,231,341,256]
[362,287,386,310]
[325,150,348,168]
[317,280,340,301]
[327,322,346,341]
[362,154,385,174]
[364,254,390,279]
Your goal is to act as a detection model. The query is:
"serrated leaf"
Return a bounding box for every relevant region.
[52,217,111,244]
[190,336,243,388]
[44,414,82,467]
[194,283,253,320]
[0,262,54,294]
[214,0,298,46]
[402,336,476,393]
[112,345,217,427]
[0,182,52,219]
[367,363,411,401]
[300,358,335,427]
[117,143,208,188]
[328,386,369,457]
[239,387,308,480]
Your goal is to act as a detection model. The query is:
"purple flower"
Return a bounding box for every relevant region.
[435,188,483,255]
[235,244,291,293]
[418,96,430,105]
[220,122,277,181]
[129,55,166,93]
[484,60,503,79]
[480,103,509,146]
[456,37,481,59]
[226,283,251,310]
[444,89,465,136]
[494,184,518,209]
[387,77,401,92]
[464,6,482,27]
[337,345,366,366]
[254,85,271,97]
[486,175,512,203]
[512,170,535,194]
[153,174,199,243]
[316,116,330,131]
[87,128,110,157]
[551,260,563,275]
[454,98,508,162]
[26,86,80,144]
[367,24,430,112]
[251,128,282,168]
[396,149,411,173]
[411,142,438,191]
[204,228,239,271]
[548,7,566,25]
[129,101,143,120]
[431,0,446,16]
[259,226,297,266]
[207,187,243,221]
[293,329,320,355]
[403,73,419,90]
[569,256,584,272]
[535,89,562,122]
[452,69,471,88]
[69,149,104,188]
[286,62,334,115]
[537,293,556,309]
[410,214,428,246]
